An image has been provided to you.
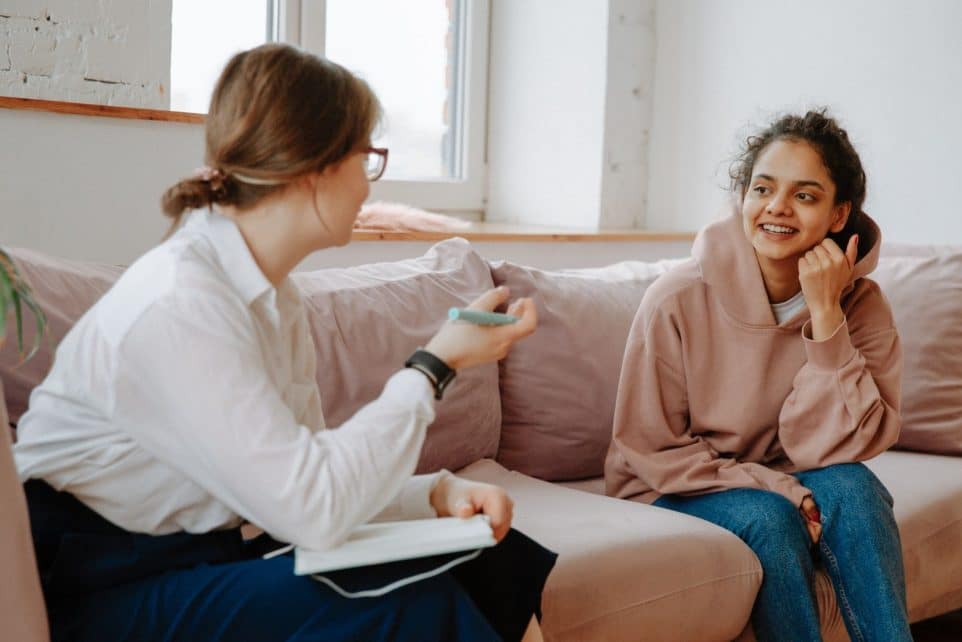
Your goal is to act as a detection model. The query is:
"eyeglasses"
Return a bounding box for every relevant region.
[364,147,389,181]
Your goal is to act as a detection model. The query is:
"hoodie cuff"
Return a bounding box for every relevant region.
[801,319,857,370]
[773,476,813,509]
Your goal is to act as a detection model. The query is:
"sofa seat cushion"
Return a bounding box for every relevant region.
[559,450,962,639]
[868,450,962,621]
[457,459,762,642]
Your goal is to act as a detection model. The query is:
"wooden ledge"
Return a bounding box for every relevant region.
[352,223,695,242]
[0,96,204,124]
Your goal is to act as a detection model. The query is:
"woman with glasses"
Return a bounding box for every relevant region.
[14,43,554,642]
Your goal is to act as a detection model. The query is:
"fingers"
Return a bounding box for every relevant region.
[506,297,538,337]
[806,520,822,544]
[472,485,513,542]
[845,234,859,267]
[805,236,857,274]
[812,244,833,268]
[454,497,474,519]
[820,237,845,263]
[468,286,511,312]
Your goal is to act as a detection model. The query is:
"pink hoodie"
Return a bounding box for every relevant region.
[604,210,902,508]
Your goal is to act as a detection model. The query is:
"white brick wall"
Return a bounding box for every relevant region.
[0,0,171,108]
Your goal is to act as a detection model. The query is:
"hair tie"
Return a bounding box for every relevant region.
[191,166,228,203]
[193,166,225,183]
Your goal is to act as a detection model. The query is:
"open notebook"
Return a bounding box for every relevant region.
[293,514,497,575]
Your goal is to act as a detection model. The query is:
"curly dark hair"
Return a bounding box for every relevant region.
[729,109,866,245]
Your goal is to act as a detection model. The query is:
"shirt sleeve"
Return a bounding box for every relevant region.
[370,472,447,522]
[777,286,902,469]
[112,288,438,550]
[609,304,812,508]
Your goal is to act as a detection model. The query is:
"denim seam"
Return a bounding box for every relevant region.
[820,539,866,642]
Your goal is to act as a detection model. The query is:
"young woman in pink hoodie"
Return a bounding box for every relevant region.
[605,110,911,641]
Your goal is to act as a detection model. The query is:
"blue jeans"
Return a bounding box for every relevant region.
[654,463,911,642]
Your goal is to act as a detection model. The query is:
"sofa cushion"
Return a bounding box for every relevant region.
[873,248,962,455]
[490,259,683,481]
[2,240,499,475]
[458,458,762,642]
[561,449,962,639]
[868,450,962,621]
[293,238,501,474]
[0,248,122,425]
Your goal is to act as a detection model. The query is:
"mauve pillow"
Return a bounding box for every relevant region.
[872,249,962,455]
[491,259,685,481]
[0,248,122,425]
[293,238,501,474]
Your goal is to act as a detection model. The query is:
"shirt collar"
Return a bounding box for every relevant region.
[188,210,274,307]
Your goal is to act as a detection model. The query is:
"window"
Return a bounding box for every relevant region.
[170,0,489,215]
[170,1,269,115]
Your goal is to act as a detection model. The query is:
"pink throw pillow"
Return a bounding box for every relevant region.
[491,259,683,481]
[0,249,122,425]
[873,249,962,455]
[293,238,501,473]
[354,201,472,233]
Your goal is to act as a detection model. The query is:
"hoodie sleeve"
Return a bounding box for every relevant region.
[778,283,902,468]
[608,302,813,509]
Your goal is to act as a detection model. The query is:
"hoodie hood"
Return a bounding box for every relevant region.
[692,207,883,327]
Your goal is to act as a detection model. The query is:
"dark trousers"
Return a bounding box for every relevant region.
[25,480,556,642]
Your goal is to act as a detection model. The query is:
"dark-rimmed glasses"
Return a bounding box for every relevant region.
[364,147,389,181]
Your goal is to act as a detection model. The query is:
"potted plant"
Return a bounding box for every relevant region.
[0,247,47,430]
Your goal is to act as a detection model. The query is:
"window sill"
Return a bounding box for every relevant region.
[0,96,204,124]
[352,222,695,242]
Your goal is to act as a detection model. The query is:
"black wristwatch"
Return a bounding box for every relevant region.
[404,348,456,400]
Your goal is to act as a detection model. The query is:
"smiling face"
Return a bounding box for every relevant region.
[741,138,851,277]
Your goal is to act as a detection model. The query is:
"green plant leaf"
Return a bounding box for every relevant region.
[19,292,47,362]
[0,267,12,342]
[0,246,49,362]
[12,289,23,355]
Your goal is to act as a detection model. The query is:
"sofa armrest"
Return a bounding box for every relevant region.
[0,378,49,642]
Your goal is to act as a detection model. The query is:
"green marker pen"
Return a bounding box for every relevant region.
[448,308,519,326]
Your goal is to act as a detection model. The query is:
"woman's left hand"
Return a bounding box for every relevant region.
[799,235,858,340]
[430,474,513,542]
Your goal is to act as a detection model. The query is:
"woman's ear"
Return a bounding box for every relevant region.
[830,201,852,233]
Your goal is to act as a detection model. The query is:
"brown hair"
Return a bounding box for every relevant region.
[161,43,381,230]
[729,109,866,247]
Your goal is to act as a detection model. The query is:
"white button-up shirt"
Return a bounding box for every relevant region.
[15,211,441,550]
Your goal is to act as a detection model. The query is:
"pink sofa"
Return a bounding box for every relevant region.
[2,239,961,641]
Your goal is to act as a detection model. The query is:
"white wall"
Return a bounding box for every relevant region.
[0,0,171,108]
[0,108,200,263]
[486,0,608,229]
[486,0,656,230]
[647,0,962,244]
[0,106,690,269]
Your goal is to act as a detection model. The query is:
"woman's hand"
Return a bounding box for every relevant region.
[798,235,858,340]
[424,286,537,371]
[800,496,822,544]
[430,475,514,542]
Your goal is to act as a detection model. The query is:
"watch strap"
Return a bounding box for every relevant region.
[404,348,456,400]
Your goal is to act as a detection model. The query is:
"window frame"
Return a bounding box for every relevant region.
[274,0,489,216]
